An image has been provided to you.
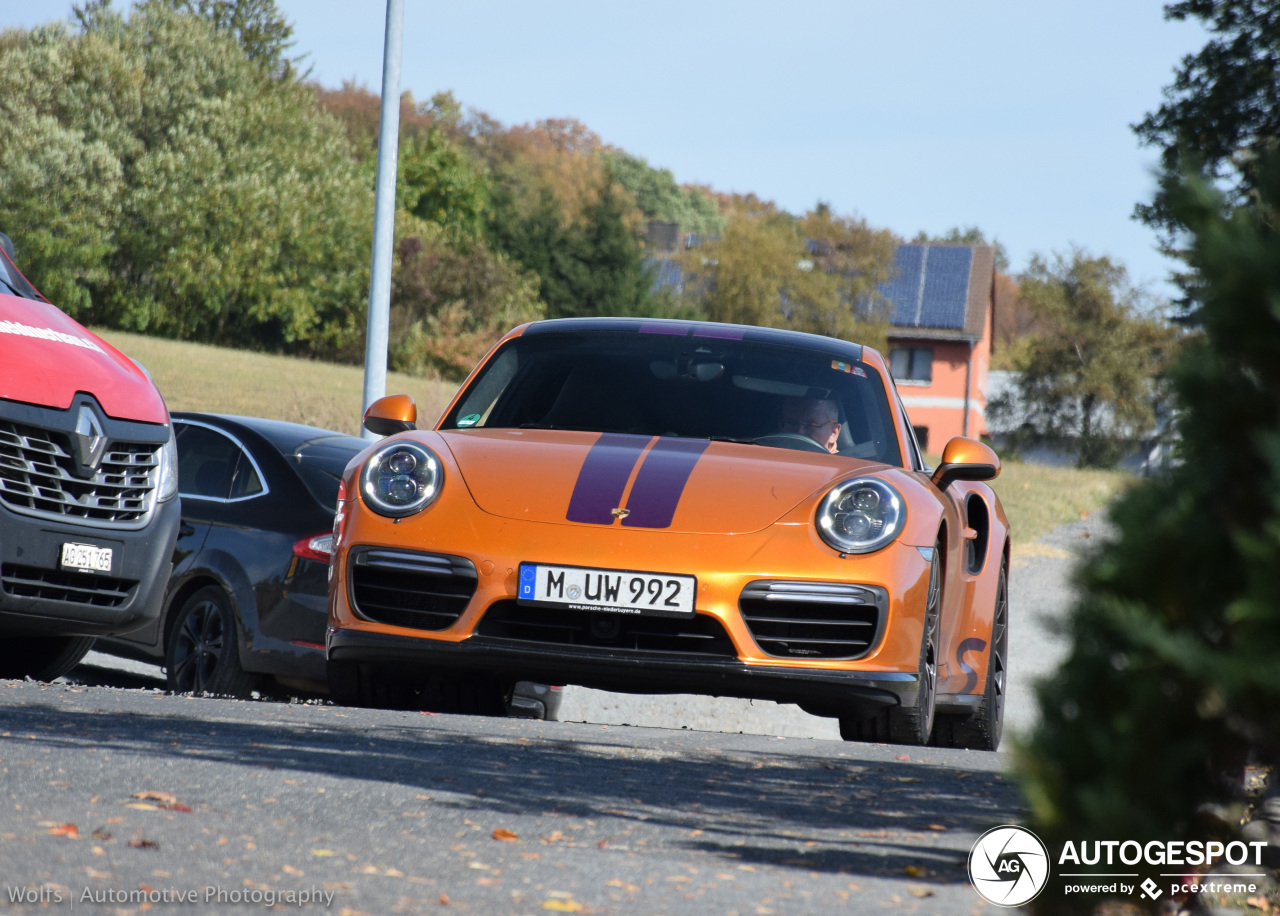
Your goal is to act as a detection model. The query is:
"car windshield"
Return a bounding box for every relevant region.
[442,328,903,466]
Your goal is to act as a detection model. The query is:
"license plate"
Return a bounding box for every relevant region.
[517,563,695,617]
[60,542,113,574]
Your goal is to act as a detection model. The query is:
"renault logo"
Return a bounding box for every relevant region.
[74,405,107,471]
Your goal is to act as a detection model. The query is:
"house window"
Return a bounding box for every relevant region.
[889,347,933,383]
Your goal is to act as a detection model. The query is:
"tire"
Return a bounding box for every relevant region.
[932,558,1008,751]
[0,635,96,681]
[165,586,258,698]
[839,542,941,746]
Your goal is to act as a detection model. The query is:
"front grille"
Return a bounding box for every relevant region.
[0,421,159,527]
[1,563,137,608]
[740,581,886,660]
[477,600,737,657]
[348,547,477,631]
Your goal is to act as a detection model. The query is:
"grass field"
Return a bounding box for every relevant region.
[98,330,1130,545]
[97,329,460,437]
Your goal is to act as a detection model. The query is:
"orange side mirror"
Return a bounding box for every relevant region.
[363,394,417,436]
[931,437,1000,491]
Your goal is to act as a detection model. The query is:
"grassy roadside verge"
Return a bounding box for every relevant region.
[96,329,460,438]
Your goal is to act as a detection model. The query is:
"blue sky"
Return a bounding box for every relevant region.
[5,1,1207,299]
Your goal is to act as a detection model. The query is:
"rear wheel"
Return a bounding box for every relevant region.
[932,558,1008,751]
[839,542,940,746]
[165,586,258,698]
[0,635,96,682]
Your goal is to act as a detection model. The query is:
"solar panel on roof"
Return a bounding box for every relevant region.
[918,246,972,330]
[883,246,924,325]
[879,244,973,330]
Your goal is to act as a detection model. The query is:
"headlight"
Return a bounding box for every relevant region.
[157,429,178,502]
[816,477,904,554]
[360,440,442,517]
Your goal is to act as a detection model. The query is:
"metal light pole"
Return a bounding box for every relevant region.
[360,0,406,439]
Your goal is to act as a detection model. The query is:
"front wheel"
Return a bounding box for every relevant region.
[165,586,258,698]
[0,635,96,681]
[839,542,940,746]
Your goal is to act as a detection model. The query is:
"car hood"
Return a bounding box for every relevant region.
[438,428,869,535]
[0,291,168,424]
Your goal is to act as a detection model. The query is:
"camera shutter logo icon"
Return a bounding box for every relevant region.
[968,825,1051,907]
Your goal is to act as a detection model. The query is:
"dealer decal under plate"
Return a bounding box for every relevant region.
[518,563,695,617]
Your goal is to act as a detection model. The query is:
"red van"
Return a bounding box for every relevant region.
[0,233,180,680]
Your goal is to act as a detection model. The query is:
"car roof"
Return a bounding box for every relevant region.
[521,317,867,362]
[171,412,366,458]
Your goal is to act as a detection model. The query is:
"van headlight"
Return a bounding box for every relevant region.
[157,430,179,502]
[816,477,904,554]
[360,440,442,518]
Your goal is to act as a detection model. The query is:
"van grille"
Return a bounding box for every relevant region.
[740,581,885,660]
[0,421,159,527]
[477,600,736,657]
[348,548,477,631]
[1,564,137,608]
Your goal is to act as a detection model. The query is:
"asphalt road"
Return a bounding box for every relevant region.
[0,514,1108,915]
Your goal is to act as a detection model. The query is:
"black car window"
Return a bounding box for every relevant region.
[441,331,903,466]
[175,423,250,500]
[228,451,265,499]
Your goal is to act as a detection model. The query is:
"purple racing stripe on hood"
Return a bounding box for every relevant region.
[565,433,652,524]
[621,438,710,529]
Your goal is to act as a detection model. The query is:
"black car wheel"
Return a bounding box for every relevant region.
[840,541,941,746]
[0,635,96,682]
[932,558,1007,751]
[165,586,257,697]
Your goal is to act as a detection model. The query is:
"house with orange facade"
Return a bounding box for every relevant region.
[881,244,997,453]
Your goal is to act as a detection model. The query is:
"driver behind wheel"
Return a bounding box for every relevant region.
[778,398,842,454]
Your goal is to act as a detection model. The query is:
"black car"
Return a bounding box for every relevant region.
[95,413,564,719]
[97,413,364,696]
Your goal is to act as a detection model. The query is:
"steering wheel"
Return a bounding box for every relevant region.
[753,433,830,454]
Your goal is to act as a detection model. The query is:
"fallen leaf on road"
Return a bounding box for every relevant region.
[92,828,111,840]
[541,901,583,913]
[127,803,159,810]
[909,886,935,898]
[282,866,303,877]
[438,892,451,906]
[927,824,947,831]
[311,849,335,857]
[129,834,158,850]
[492,828,518,842]
[606,879,638,892]
[903,865,926,877]
[895,754,911,761]
[49,824,78,838]
[132,791,176,804]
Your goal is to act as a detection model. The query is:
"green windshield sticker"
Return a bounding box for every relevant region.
[457,413,482,428]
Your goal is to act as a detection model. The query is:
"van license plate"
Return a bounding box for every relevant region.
[60,543,113,574]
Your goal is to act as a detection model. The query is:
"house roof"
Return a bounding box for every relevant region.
[883,244,995,342]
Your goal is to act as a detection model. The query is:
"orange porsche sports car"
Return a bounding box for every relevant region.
[326,318,1010,749]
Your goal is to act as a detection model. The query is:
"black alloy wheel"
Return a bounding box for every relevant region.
[839,541,941,745]
[165,586,257,697]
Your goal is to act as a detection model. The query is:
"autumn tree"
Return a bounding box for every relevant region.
[990,250,1178,467]
[680,202,894,348]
